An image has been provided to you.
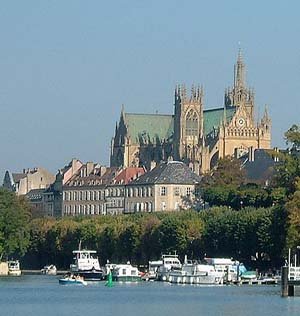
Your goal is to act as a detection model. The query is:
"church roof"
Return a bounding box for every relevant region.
[204,107,236,136]
[123,107,236,145]
[129,161,202,185]
[124,113,174,144]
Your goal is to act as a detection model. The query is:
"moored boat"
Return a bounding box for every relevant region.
[70,243,104,281]
[41,264,57,275]
[156,253,182,281]
[110,262,141,282]
[168,256,223,285]
[8,260,21,276]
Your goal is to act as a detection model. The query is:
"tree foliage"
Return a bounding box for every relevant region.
[0,189,31,259]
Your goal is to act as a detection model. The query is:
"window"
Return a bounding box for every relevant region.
[160,187,167,196]
[185,110,198,136]
[186,187,191,196]
[161,202,166,211]
[174,187,180,196]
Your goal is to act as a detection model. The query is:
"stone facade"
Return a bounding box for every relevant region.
[61,163,145,217]
[43,158,83,217]
[110,52,271,174]
[3,167,55,195]
[124,161,201,213]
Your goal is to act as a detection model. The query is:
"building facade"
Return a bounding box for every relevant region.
[124,161,201,213]
[3,167,55,196]
[110,52,271,174]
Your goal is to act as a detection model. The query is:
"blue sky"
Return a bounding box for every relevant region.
[0,0,299,180]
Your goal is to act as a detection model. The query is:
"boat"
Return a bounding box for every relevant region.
[168,256,223,285]
[8,260,21,276]
[142,260,162,281]
[155,253,182,281]
[109,262,141,282]
[41,264,57,275]
[204,257,248,283]
[59,274,87,286]
[70,244,104,281]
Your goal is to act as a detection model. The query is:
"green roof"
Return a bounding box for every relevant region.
[124,106,236,144]
[124,113,174,144]
[203,107,236,136]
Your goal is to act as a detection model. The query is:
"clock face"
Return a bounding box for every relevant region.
[238,118,245,126]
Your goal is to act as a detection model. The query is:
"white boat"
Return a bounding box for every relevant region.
[155,253,182,281]
[59,274,87,286]
[8,260,21,276]
[41,264,57,275]
[110,262,141,282]
[204,257,248,282]
[168,256,223,285]
[70,245,104,281]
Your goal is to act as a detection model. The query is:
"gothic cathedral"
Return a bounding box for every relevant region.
[110,51,271,174]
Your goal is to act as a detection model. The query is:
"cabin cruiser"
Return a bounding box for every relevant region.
[8,260,21,276]
[41,264,57,275]
[109,262,141,282]
[204,257,248,282]
[168,256,223,285]
[156,253,182,281]
[70,245,103,281]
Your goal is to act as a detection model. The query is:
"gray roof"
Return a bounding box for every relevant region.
[12,173,26,183]
[129,161,202,185]
[241,149,277,183]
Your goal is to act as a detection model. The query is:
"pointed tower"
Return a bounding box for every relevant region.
[225,49,255,122]
[173,84,205,172]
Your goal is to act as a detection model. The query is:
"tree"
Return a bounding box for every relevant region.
[209,156,246,186]
[0,189,31,260]
[285,124,300,151]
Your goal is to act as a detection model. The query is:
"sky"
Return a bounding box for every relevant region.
[0,0,299,181]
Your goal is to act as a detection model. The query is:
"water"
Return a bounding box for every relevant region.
[1,275,300,316]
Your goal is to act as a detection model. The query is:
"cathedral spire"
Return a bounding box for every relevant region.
[234,47,246,89]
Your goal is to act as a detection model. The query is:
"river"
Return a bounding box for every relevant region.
[0,275,300,316]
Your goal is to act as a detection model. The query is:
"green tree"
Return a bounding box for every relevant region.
[0,189,31,259]
[285,124,300,150]
[209,156,246,186]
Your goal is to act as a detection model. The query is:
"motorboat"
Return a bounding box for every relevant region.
[41,264,57,275]
[168,256,223,285]
[59,274,87,286]
[8,260,21,276]
[110,262,141,282]
[155,253,182,281]
[70,243,104,281]
[204,257,248,282]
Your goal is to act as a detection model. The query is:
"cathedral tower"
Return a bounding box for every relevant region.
[173,85,207,173]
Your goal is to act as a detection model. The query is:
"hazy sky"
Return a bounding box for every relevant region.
[0,1,299,180]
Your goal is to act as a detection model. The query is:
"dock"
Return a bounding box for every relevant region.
[281,248,300,297]
[22,270,68,275]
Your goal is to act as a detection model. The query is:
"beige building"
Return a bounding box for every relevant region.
[3,167,55,195]
[62,162,145,217]
[110,51,271,174]
[124,161,201,213]
[43,158,83,217]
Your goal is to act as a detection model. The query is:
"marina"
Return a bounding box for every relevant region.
[0,274,299,316]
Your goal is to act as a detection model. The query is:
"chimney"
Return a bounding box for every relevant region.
[86,162,94,176]
[150,161,156,171]
[249,147,254,162]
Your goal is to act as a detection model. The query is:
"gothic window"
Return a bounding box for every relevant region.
[185,110,199,136]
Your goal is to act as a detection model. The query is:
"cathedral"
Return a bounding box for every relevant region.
[110,51,271,174]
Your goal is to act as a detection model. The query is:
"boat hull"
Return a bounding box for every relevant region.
[8,270,21,276]
[168,273,222,285]
[112,275,141,282]
[74,270,104,281]
[59,278,87,285]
